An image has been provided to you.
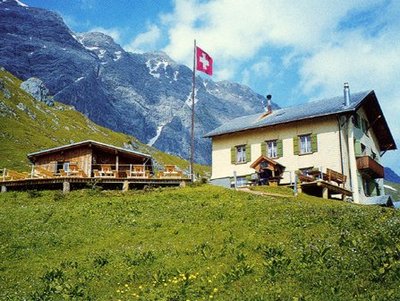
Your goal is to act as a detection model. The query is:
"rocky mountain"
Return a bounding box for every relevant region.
[0,0,276,164]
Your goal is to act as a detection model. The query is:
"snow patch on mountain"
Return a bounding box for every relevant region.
[147,124,165,146]
[15,0,28,7]
[384,184,397,192]
[146,59,170,79]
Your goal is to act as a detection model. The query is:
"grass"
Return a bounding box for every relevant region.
[1,185,400,300]
[0,68,210,176]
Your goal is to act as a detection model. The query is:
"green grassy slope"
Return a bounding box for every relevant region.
[1,185,400,300]
[0,68,209,175]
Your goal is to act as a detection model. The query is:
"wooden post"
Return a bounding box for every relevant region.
[116,155,119,171]
[293,174,298,196]
[3,168,6,181]
[30,164,35,178]
[122,180,129,192]
[63,181,70,194]
[322,187,329,199]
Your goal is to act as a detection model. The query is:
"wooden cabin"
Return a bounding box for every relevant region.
[27,140,153,178]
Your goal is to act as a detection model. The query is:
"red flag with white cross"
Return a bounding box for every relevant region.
[196,46,213,76]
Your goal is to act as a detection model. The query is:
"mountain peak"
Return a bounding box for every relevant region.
[77,32,125,62]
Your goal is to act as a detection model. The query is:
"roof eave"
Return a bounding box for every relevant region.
[204,109,355,139]
[27,140,151,161]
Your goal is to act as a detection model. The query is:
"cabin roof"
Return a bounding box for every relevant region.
[27,140,151,161]
[250,155,285,170]
[204,90,396,151]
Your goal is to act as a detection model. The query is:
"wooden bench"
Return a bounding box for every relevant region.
[126,165,149,178]
[158,165,183,179]
[324,168,347,187]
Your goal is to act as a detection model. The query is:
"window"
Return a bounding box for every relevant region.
[360,117,369,136]
[236,145,246,163]
[361,143,366,155]
[299,135,312,154]
[294,134,317,155]
[261,140,282,158]
[56,161,69,172]
[267,140,277,158]
[236,176,248,187]
[353,114,360,128]
[231,144,250,164]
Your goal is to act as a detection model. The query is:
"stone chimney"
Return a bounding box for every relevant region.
[344,82,350,106]
[266,94,272,113]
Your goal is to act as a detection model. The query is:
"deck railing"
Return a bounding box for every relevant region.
[1,163,187,181]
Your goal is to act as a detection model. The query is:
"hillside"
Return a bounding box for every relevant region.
[1,185,400,300]
[0,68,209,176]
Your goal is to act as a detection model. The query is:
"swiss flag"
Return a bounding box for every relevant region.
[196,46,213,75]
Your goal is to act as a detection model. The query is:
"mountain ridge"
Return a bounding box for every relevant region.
[0,0,276,164]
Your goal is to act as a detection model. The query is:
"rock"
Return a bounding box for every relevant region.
[0,78,11,99]
[20,77,54,106]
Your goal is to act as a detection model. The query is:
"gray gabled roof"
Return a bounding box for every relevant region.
[27,140,151,160]
[204,90,372,138]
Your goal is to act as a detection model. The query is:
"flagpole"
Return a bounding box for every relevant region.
[190,39,196,182]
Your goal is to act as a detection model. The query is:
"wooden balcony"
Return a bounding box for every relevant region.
[356,156,384,179]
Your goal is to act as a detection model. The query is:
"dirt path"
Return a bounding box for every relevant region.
[238,187,296,198]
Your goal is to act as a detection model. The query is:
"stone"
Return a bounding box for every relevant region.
[63,181,70,194]
[20,77,54,106]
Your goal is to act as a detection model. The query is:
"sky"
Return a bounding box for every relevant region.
[22,0,400,174]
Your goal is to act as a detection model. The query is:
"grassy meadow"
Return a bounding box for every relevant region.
[1,184,400,300]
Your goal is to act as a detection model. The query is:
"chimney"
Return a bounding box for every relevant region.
[266,94,272,113]
[343,82,350,106]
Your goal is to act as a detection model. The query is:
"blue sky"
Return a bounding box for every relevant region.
[22,0,400,174]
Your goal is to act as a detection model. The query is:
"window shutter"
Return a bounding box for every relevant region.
[261,142,266,156]
[293,137,299,155]
[277,139,283,157]
[311,134,318,153]
[231,146,236,164]
[245,144,251,163]
[354,140,362,156]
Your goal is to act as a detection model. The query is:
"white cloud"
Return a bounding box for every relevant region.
[142,0,400,172]
[125,25,161,53]
[89,26,122,42]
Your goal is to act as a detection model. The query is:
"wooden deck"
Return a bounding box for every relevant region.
[0,176,190,193]
[301,180,352,200]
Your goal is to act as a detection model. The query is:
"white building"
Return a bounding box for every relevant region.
[204,85,396,205]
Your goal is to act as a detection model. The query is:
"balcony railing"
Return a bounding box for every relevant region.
[356,155,384,179]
